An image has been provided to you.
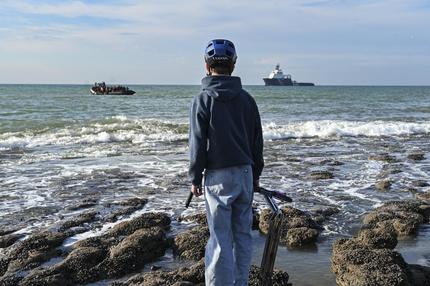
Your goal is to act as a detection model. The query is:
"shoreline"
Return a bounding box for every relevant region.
[1,192,429,285]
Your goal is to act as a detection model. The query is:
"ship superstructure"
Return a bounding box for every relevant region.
[263,64,314,86]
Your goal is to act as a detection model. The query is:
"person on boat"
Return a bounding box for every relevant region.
[189,39,264,286]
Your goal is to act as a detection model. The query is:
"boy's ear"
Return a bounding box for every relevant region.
[205,63,211,76]
[230,64,235,75]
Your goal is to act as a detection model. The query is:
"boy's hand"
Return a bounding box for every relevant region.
[191,185,203,197]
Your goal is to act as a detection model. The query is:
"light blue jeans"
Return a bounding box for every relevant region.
[204,165,253,286]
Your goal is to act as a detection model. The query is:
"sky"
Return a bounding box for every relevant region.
[0,0,429,85]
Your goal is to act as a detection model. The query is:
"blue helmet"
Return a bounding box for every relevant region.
[204,39,237,66]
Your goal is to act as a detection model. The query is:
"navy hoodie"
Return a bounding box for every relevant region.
[189,75,264,186]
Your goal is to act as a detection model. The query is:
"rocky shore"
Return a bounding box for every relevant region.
[1,189,429,286]
[332,192,430,286]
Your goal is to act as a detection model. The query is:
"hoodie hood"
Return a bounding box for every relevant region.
[201,76,242,102]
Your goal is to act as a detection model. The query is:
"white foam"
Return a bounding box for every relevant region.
[263,120,430,140]
[0,117,188,149]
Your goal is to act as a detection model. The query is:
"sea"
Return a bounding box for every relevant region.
[1,84,429,285]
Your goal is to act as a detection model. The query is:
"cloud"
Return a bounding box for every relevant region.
[0,0,429,84]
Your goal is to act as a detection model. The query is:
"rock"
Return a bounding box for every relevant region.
[407,153,425,161]
[375,179,391,191]
[357,228,397,249]
[3,231,67,273]
[286,227,319,247]
[151,265,161,271]
[309,170,334,180]
[112,259,205,286]
[331,200,430,286]
[66,199,97,211]
[418,204,430,222]
[116,197,148,207]
[0,274,22,286]
[259,207,322,247]
[369,154,397,163]
[0,233,24,248]
[108,212,171,236]
[111,259,290,286]
[411,180,429,188]
[21,226,169,285]
[105,227,168,277]
[104,198,148,222]
[59,211,97,231]
[57,246,106,283]
[174,226,209,260]
[0,228,19,237]
[248,265,290,286]
[331,238,411,286]
[19,272,72,286]
[178,213,207,226]
[312,207,340,218]
[362,200,429,236]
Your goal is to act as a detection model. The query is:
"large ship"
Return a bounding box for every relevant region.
[263,64,314,86]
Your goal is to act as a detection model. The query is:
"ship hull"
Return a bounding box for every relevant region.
[90,87,136,95]
[263,78,293,86]
[294,82,315,86]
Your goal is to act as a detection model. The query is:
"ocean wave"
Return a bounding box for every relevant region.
[1,118,429,149]
[0,117,188,148]
[263,120,430,140]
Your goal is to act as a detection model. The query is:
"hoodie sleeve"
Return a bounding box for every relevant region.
[188,93,210,186]
[252,101,264,181]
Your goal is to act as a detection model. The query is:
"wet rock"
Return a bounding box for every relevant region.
[105,206,143,222]
[259,206,322,247]
[362,200,429,236]
[111,259,290,286]
[0,233,24,248]
[357,228,397,249]
[375,179,391,191]
[0,274,22,286]
[108,212,171,236]
[116,197,148,207]
[363,210,423,236]
[407,153,425,161]
[411,180,429,188]
[312,207,340,220]
[66,199,97,211]
[418,204,430,222]
[19,272,72,286]
[309,170,334,180]
[151,265,161,271]
[178,213,207,226]
[105,227,168,277]
[286,227,319,247]
[3,231,67,273]
[104,198,148,222]
[331,200,430,286]
[59,211,97,231]
[248,265,290,286]
[328,160,344,166]
[332,238,411,286]
[369,154,397,163]
[0,228,19,237]
[21,226,169,285]
[174,226,209,260]
[111,259,205,286]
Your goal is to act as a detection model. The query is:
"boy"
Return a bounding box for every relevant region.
[189,39,264,286]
